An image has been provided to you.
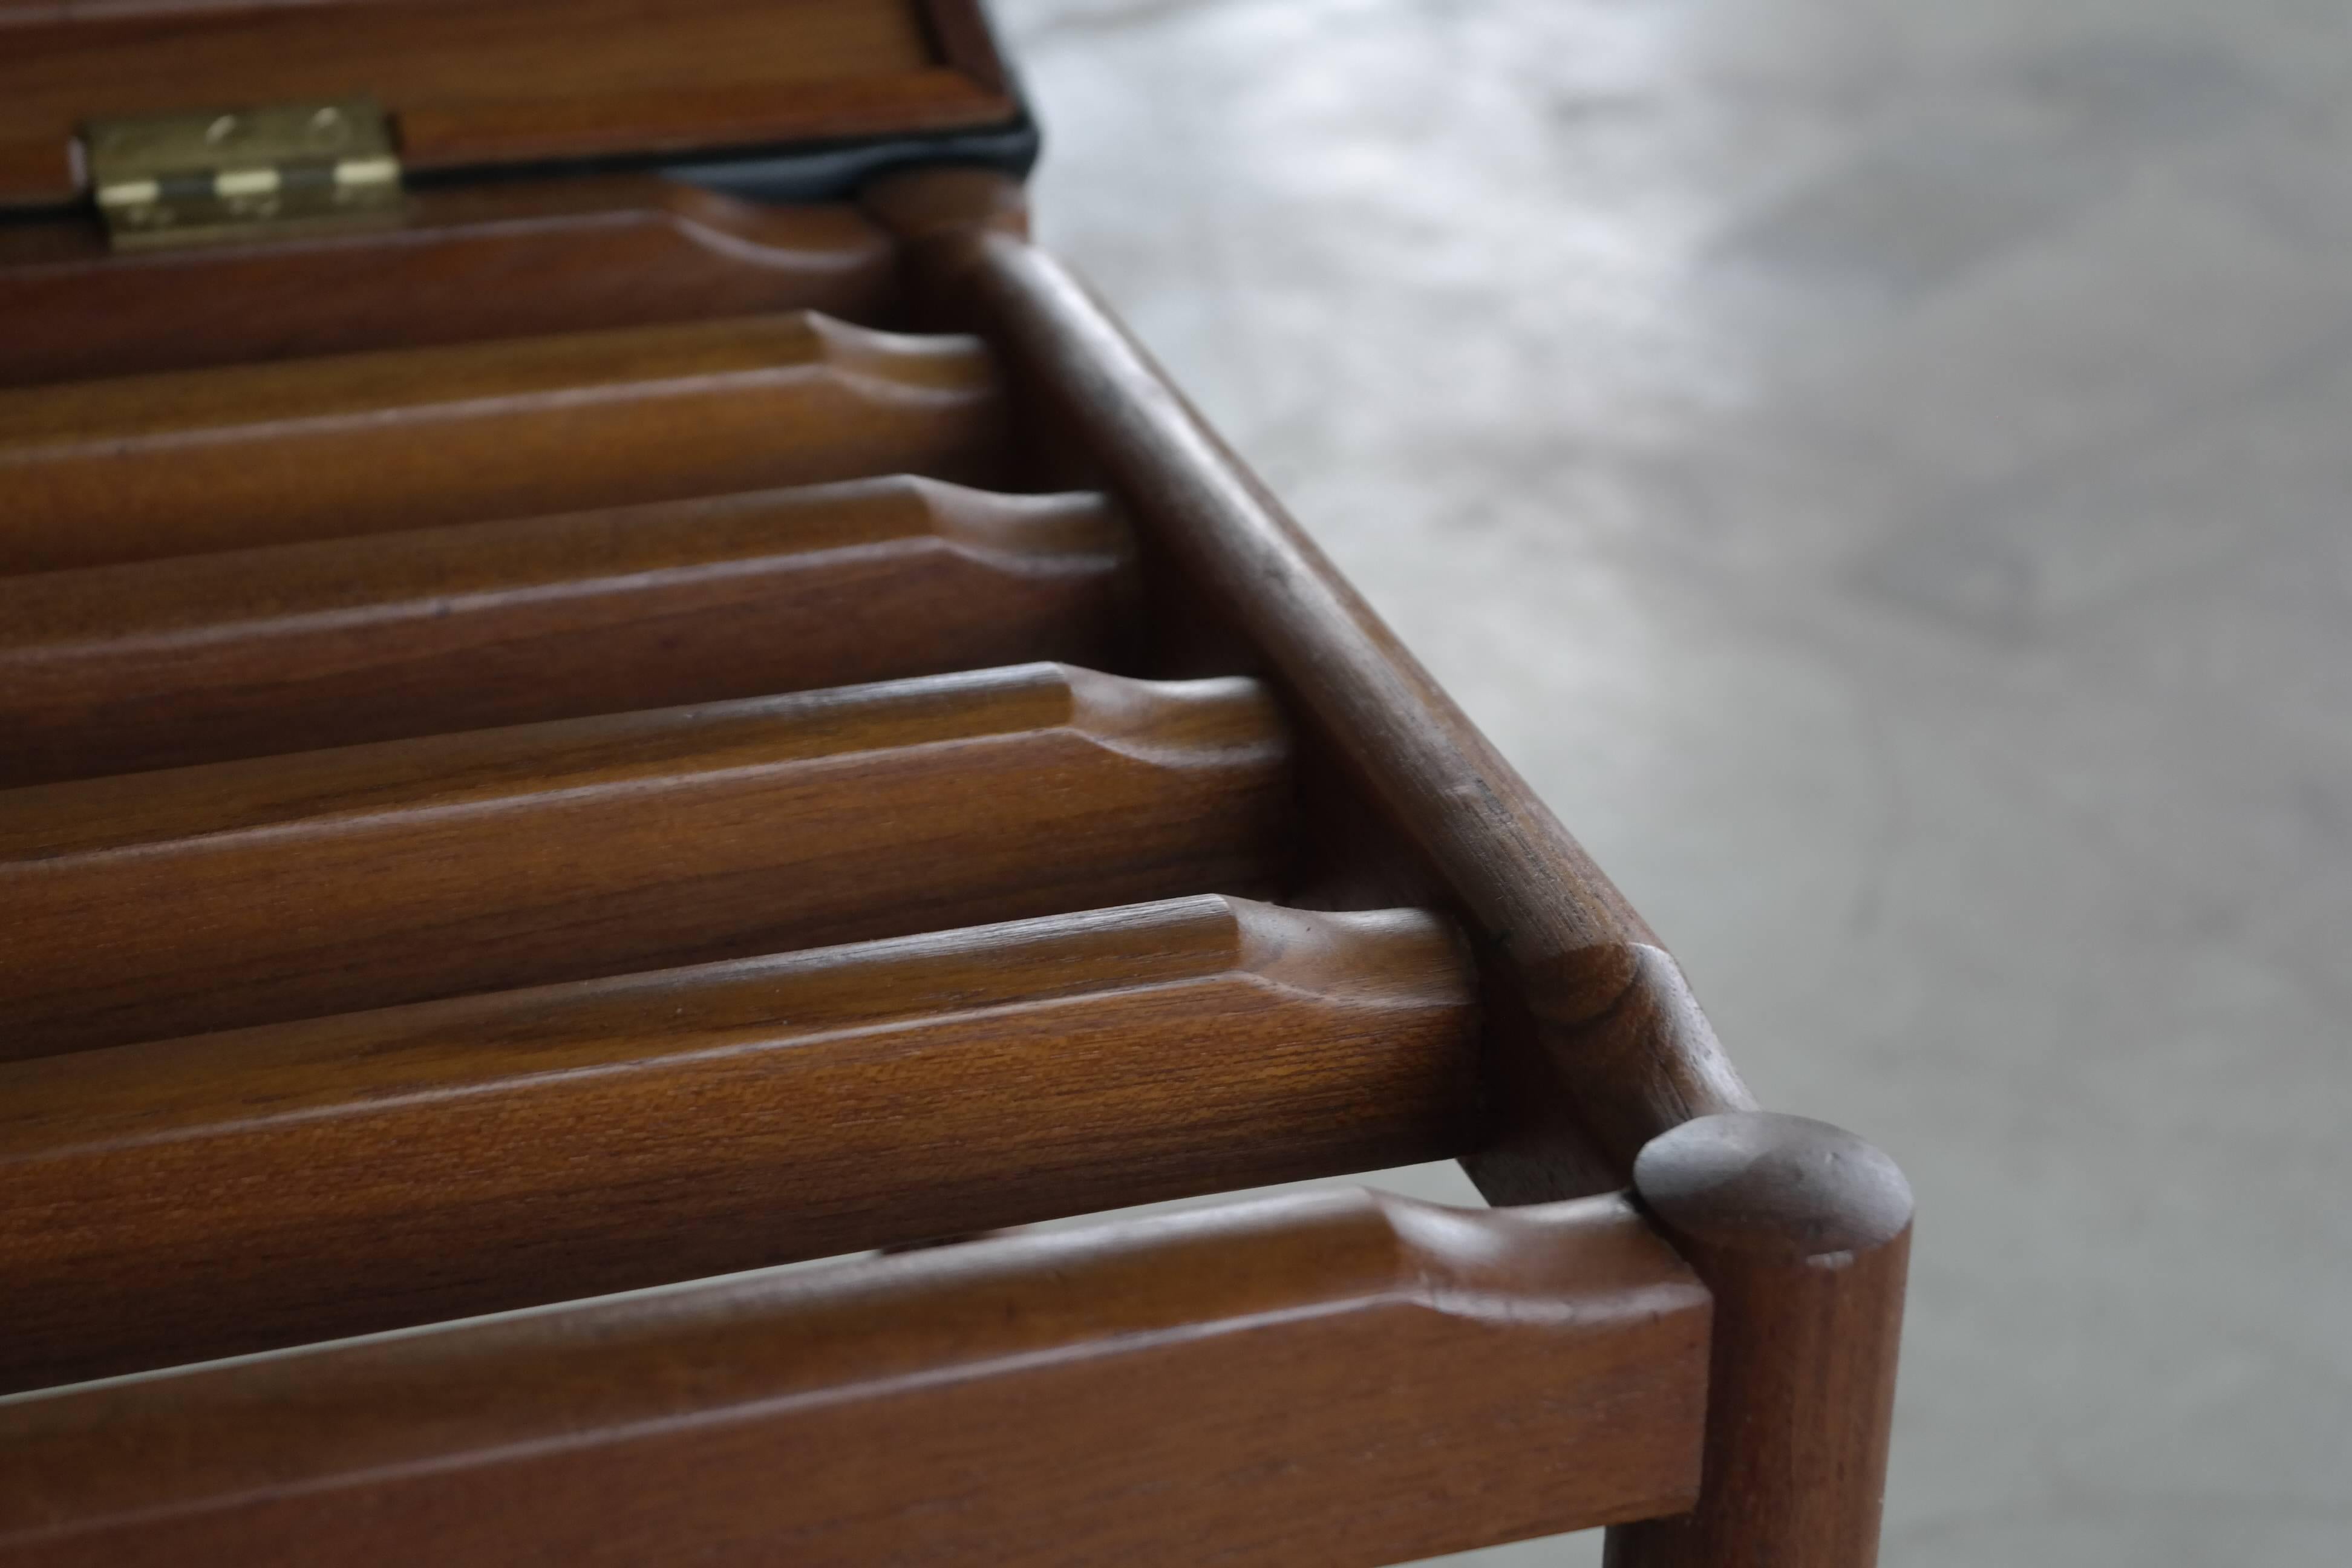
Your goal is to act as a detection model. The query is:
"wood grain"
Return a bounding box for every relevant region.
[0,0,1016,205]
[0,895,1478,1391]
[0,310,1007,572]
[0,1187,1709,1568]
[0,476,1132,785]
[0,180,899,386]
[0,662,1292,1057]
[1607,1113,1913,1568]
[864,169,1756,1175]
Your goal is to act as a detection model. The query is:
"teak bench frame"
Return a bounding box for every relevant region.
[0,162,1909,1567]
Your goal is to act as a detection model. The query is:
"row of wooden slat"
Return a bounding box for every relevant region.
[2,895,1480,1392]
[0,175,1736,1568]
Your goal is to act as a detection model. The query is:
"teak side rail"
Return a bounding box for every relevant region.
[0,1187,1712,1568]
[865,171,1753,1175]
[0,897,1479,1391]
[865,169,1907,1567]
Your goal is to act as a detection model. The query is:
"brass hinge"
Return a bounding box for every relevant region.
[82,99,402,250]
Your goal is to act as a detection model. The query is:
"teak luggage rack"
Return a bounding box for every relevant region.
[0,5,1909,1564]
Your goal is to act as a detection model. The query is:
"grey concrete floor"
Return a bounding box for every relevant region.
[992,0,2352,1562]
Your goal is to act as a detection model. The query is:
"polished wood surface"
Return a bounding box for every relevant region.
[0,663,1292,1057]
[0,477,1131,785]
[0,896,1477,1392]
[0,1188,1709,1568]
[0,311,1007,572]
[0,0,1016,205]
[0,135,1912,1567]
[0,180,898,386]
[1607,1114,1913,1568]
[864,169,1756,1176]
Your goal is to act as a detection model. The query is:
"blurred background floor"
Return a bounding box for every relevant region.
[990,0,2352,1561]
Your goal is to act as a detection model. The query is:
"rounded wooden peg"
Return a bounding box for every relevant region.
[1607,1112,1912,1568]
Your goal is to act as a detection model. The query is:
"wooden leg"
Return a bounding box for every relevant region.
[1606,1112,1912,1568]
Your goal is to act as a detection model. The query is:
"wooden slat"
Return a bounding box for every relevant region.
[0,662,1290,1057]
[866,171,1757,1179]
[0,0,1016,206]
[0,477,1131,785]
[0,1187,1710,1568]
[0,311,1006,572]
[0,895,1478,1392]
[0,180,898,387]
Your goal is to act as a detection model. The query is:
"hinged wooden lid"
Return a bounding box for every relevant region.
[0,0,1018,209]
